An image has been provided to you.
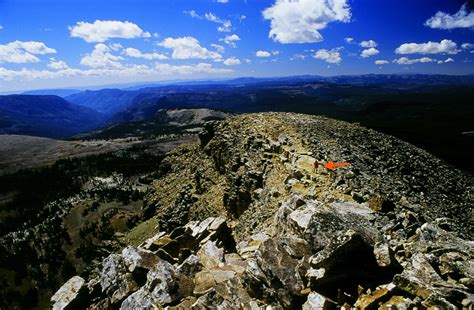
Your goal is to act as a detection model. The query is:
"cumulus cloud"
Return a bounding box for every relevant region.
[223,57,241,65]
[393,57,435,65]
[425,3,474,30]
[48,59,69,70]
[219,34,241,47]
[375,60,389,65]
[69,20,151,43]
[314,48,342,64]
[122,47,168,60]
[437,58,454,64]
[361,47,379,58]
[0,41,56,63]
[80,43,124,68]
[344,37,354,44]
[360,40,377,48]
[395,39,459,55]
[262,0,351,44]
[256,50,271,57]
[159,37,222,60]
[462,43,474,50]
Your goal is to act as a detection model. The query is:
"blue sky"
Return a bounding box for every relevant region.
[1,0,473,92]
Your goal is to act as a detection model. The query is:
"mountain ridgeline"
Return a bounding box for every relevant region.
[47,113,473,309]
[1,74,473,172]
[0,74,473,308]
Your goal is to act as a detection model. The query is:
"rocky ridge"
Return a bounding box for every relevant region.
[52,113,473,309]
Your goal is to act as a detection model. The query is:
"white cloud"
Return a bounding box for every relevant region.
[361,47,380,58]
[394,57,435,65]
[159,37,222,60]
[243,58,251,63]
[8,41,56,55]
[219,34,241,47]
[425,4,474,30]
[48,59,69,70]
[462,43,474,50]
[256,50,271,57]
[0,41,56,64]
[437,57,455,64]
[69,20,151,43]
[360,40,377,48]
[290,54,306,60]
[211,44,225,53]
[223,57,241,65]
[344,37,354,44]
[122,47,168,60]
[80,43,124,68]
[205,12,232,32]
[314,48,342,64]
[375,60,389,65]
[395,39,459,55]
[0,25,3,30]
[185,11,232,32]
[184,10,201,19]
[216,0,229,3]
[154,62,232,75]
[262,0,351,44]
[109,43,123,51]
[236,15,246,23]
[0,62,233,84]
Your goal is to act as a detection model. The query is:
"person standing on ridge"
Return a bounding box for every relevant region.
[313,160,319,172]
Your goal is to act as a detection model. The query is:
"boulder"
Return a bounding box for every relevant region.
[393,253,468,308]
[51,276,87,310]
[197,240,224,269]
[308,230,397,303]
[99,254,139,304]
[194,269,237,295]
[120,288,156,310]
[145,259,182,305]
[178,254,202,277]
[255,237,312,307]
[122,246,160,273]
[302,291,336,310]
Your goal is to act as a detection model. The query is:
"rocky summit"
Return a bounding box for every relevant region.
[52,113,473,309]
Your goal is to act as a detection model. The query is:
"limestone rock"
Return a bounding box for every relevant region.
[120,287,157,310]
[99,254,139,304]
[255,237,311,307]
[302,291,335,310]
[393,253,466,307]
[145,258,182,305]
[121,246,160,273]
[51,276,87,310]
[197,240,224,269]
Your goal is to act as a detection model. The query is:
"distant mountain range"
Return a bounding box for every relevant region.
[22,89,82,98]
[65,88,141,115]
[1,74,473,172]
[0,95,106,138]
